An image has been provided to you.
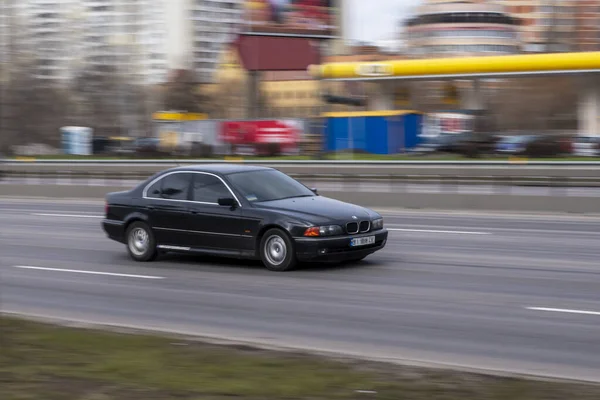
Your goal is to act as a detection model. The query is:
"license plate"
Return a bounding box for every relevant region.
[350,236,375,247]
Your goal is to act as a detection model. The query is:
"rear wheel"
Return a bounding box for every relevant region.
[260,228,297,271]
[126,221,157,262]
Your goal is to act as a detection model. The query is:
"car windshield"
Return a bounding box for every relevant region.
[575,136,598,143]
[425,136,445,145]
[227,169,315,203]
[502,136,529,143]
[425,135,457,145]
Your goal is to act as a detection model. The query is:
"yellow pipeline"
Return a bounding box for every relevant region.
[152,112,208,121]
[309,51,600,80]
[322,110,422,118]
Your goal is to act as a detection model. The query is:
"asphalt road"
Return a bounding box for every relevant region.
[1,198,600,382]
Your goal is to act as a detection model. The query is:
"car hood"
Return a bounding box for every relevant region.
[254,196,376,224]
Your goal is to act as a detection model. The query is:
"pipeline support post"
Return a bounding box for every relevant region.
[460,79,485,111]
[247,70,260,119]
[367,81,396,111]
[578,76,600,136]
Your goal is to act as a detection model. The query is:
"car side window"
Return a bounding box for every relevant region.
[146,180,162,198]
[159,173,192,200]
[192,174,231,204]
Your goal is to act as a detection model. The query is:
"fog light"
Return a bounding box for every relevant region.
[319,249,328,255]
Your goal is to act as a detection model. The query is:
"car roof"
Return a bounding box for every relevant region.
[165,163,273,175]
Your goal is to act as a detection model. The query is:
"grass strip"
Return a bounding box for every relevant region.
[2,316,600,400]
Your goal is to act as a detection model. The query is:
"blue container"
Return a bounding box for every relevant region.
[322,111,423,155]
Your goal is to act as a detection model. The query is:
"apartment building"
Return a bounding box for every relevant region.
[188,0,244,83]
[24,0,80,82]
[6,0,168,85]
[574,0,600,51]
[498,0,600,52]
[499,0,576,52]
[81,0,168,85]
[403,1,521,57]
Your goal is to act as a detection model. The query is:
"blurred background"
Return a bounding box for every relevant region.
[1,0,599,160]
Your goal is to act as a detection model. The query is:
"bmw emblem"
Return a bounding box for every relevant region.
[352,216,358,220]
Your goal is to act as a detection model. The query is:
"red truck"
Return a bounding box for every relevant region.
[219,119,301,156]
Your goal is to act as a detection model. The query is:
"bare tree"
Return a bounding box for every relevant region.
[2,60,70,148]
[488,77,577,132]
[0,0,23,153]
[162,69,209,113]
[208,73,246,119]
[67,63,150,138]
[72,64,124,137]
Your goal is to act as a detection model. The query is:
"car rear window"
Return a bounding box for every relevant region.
[156,173,192,201]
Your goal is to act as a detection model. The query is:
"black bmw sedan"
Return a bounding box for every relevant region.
[102,164,388,271]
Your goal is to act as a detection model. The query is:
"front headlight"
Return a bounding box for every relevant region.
[371,218,384,230]
[304,225,343,237]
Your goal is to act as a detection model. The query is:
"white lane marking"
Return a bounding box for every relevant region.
[387,223,600,237]
[526,307,600,316]
[32,213,103,219]
[388,228,490,235]
[11,266,164,280]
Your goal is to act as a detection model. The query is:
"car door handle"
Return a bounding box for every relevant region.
[190,210,199,215]
[147,205,155,211]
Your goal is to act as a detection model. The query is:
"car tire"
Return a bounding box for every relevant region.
[260,228,297,272]
[126,221,157,262]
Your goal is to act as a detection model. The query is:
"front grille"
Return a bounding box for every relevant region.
[346,222,359,234]
[346,220,370,234]
[359,221,370,233]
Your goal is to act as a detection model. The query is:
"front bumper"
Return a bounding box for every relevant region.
[294,229,388,262]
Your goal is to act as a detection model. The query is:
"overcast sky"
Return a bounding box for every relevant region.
[345,0,422,43]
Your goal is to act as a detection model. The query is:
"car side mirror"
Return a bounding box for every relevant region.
[310,188,318,195]
[218,197,237,208]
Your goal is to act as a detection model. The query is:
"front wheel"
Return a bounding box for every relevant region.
[260,229,297,271]
[126,221,157,262]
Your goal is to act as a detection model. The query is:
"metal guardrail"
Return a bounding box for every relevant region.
[3,158,600,166]
[2,159,600,187]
